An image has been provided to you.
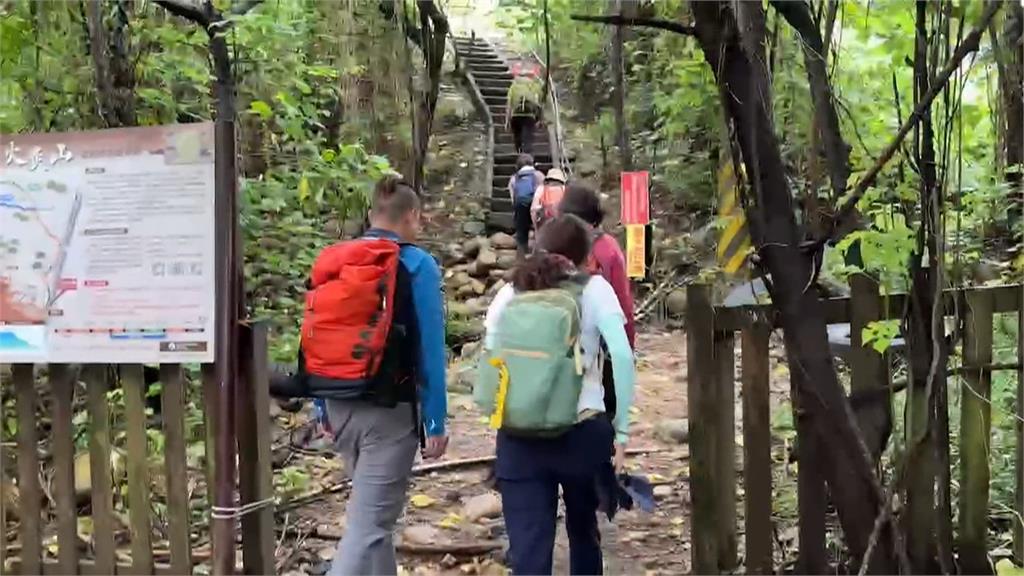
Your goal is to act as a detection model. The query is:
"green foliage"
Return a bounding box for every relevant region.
[861,319,902,354]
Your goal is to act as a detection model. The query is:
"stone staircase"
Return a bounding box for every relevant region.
[453,35,552,233]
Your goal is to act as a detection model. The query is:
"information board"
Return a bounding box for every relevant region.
[0,123,216,363]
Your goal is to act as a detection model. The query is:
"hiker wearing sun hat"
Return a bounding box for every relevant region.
[530,168,567,228]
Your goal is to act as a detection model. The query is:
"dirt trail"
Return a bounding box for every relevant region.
[276,329,694,575]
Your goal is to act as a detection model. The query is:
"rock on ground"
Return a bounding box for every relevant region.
[462,492,503,522]
[653,418,689,444]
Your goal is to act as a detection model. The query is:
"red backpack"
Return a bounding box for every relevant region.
[298,237,416,403]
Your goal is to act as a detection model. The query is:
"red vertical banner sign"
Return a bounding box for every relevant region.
[620,171,650,225]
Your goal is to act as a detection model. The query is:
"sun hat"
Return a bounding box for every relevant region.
[545,168,567,184]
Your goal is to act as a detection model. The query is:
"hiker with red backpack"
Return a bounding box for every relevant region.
[281,176,447,575]
[530,167,567,229]
[508,153,544,258]
[476,214,637,575]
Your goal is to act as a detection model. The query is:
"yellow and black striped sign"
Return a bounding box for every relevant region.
[716,159,751,276]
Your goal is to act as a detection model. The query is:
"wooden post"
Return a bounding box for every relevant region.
[741,322,772,575]
[959,288,994,574]
[686,284,719,574]
[1017,285,1024,562]
[236,323,276,574]
[793,366,828,575]
[83,365,116,575]
[14,364,41,575]
[714,329,737,571]
[50,364,78,574]
[848,274,891,461]
[161,364,192,575]
[122,364,155,573]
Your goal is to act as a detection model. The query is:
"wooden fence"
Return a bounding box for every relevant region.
[686,281,1024,574]
[0,323,274,575]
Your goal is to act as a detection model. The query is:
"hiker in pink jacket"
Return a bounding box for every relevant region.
[558,182,636,419]
[559,183,636,345]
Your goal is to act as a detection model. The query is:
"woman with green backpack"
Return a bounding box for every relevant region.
[476,214,636,575]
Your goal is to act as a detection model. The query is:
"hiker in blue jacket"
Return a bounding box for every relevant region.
[507,154,544,258]
[324,177,448,576]
[483,215,637,575]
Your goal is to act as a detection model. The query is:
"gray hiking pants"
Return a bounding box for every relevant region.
[325,400,419,576]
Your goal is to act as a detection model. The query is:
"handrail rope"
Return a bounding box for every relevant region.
[529,48,572,178]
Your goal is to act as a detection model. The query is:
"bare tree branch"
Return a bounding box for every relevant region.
[771,0,850,202]
[570,14,696,36]
[153,0,208,26]
[829,0,1002,240]
[230,0,263,17]
[154,0,262,29]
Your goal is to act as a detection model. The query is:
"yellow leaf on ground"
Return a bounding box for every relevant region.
[437,512,462,529]
[409,494,436,508]
[671,517,684,526]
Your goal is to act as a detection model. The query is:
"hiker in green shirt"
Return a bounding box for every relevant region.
[505,70,543,154]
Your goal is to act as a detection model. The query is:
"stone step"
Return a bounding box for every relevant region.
[487,211,515,233]
[479,86,508,98]
[483,95,506,106]
[491,197,513,214]
[493,162,553,180]
[463,54,502,63]
[495,144,550,156]
[494,164,518,177]
[496,152,551,164]
[476,77,512,88]
[472,71,513,81]
[468,65,510,75]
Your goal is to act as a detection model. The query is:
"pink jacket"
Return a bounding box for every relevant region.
[589,232,636,347]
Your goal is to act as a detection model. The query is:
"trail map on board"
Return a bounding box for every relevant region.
[0,123,216,363]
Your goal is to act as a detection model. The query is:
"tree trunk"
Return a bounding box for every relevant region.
[903,4,942,572]
[689,3,895,572]
[609,0,632,171]
[1000,4,1023,233]
[410,0,447,191]
[85,0,137,128]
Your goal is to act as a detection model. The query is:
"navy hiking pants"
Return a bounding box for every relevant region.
[495,417,615,575]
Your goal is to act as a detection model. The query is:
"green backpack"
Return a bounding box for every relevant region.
[474,281,585,436]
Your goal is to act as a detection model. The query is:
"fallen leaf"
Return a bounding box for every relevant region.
[670,517,684,526]
[648,473,667,483]
[410,493,437,508]
[437,512,463,529]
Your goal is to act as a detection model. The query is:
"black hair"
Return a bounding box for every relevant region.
[558,181,606,227]
[512,214,592,292]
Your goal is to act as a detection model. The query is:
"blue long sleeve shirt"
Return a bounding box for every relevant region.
[365,229,448,436]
